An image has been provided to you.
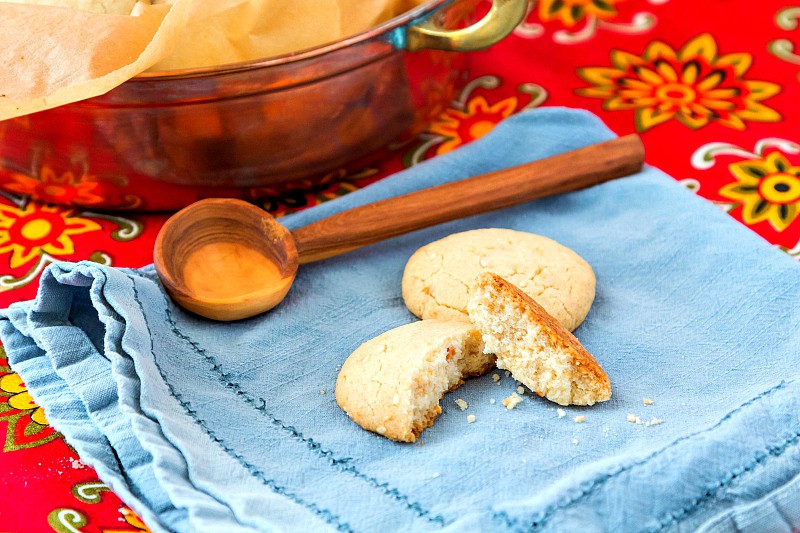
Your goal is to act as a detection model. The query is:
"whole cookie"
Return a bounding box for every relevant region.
[402,228,595,331]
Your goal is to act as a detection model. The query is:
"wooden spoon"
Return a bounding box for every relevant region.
[154,134,644,321]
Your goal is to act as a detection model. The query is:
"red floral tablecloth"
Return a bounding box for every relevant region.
[2,1,799,530]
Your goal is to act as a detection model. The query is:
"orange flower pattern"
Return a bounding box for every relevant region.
[404,77,547,164]
[3,165,105,207]
[101,507,153,533]
[577,34,781,131]
[428,95,518,155]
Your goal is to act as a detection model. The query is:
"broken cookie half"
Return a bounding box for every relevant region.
[336,274,610,442]
[336,320,495,443]
[468,272,611,406]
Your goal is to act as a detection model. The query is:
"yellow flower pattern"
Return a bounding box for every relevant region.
[0,203,101,269]
[720,151,800,231]
[0,372,48,426]
[538,0,623,27]
[577,34,781,131]
[0,348,58,451]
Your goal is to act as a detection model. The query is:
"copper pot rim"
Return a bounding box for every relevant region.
[132,0,448,82]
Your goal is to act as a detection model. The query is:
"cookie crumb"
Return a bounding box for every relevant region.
[492,373,501,383]
[516,386,525,395]
[467,414,476,424]
[557,408,566,418]
[455,398,469,411]
[573,415,586,423]
[489,398,496,405]
[320,389,326,395]
[431,471,439,478]
[643,397,654,405]
[503,393,523,410]
[627,413,664,426]
[376,426,387,435]
[571,438,578,445]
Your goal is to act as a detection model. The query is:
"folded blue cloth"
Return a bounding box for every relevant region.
[3,108,799,533]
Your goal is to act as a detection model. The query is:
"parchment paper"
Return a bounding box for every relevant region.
[0,0,426,121]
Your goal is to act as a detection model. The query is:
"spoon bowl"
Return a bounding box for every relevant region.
[154,134,645,321]
[154,199,298,321]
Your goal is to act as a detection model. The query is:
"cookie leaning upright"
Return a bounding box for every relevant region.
[336,320,493,443]
[401,228,596,331]
[467,273,611,406]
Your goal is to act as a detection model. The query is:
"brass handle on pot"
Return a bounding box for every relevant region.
[406,0,527,52]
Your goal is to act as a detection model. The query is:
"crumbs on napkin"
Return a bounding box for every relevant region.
[503,393,523,410]
[627,413,663,426]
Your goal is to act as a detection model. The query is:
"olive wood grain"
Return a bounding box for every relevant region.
[154,198,299,321]
[292,134,645,263]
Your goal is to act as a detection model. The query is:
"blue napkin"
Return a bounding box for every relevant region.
[2,108,799,533]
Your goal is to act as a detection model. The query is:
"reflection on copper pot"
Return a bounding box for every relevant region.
[0,0,526,211]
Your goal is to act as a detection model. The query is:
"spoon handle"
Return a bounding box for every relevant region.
[292,134,645,263]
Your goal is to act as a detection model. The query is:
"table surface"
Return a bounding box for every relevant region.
[1,1,799,531]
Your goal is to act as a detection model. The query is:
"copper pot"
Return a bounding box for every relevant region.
[0,0,525,211]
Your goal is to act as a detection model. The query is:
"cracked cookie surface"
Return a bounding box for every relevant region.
[402,228,595,331]
[335,320,493,442]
